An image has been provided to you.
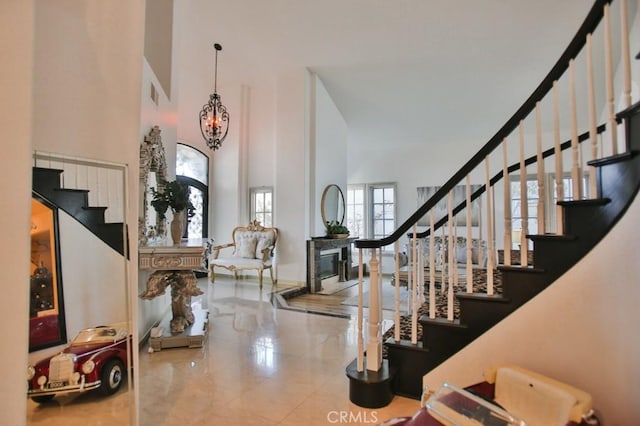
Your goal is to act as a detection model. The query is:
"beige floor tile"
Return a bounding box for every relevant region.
[26,277,421,425]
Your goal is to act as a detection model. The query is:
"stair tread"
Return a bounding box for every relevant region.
[528,233,577,241]
[455,293,509,302]
[33,166,64,173]
[384,338,426,351]
[497,265,545,273]
[418,317,466,328]
[587,151,636,167]
[557,198,610,207]
[53,187,90,194]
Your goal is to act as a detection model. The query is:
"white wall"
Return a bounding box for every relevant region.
[0,1,34,424]
[312,74,349,236]
[274,70,309,283]
[423,193,640,425]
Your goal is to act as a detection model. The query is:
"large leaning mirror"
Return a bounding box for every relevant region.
[29,152,132,424]
[139,125,168,244]
[321,184,346,226]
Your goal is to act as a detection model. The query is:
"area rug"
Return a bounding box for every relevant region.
[381,269,503,355]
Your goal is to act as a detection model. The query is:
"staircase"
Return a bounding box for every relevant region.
[347,0,639,408]
[32,166,127,256]
[386,102,639,400]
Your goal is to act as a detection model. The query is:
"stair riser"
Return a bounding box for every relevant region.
[457,299,513,328]
[385,345,431,399]
[499,271,551,303]
[532,239,585,271]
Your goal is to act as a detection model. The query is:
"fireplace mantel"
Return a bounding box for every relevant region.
[306,237,356,293]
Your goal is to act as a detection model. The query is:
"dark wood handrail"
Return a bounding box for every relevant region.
[414,119,624,239]
[355,0,613,249]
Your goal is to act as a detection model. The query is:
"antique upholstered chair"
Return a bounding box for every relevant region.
[209,220,278,288]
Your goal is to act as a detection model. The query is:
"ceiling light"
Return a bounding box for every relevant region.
[199,43,229,150]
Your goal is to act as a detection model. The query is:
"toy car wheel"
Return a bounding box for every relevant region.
[99,359,124,396]
[31,395,55,404]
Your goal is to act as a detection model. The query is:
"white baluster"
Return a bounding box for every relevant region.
[429,210,436,319]
[366,248,381,371]
[587,33,598,196]
[536,102,546,233]
[519,121,529,266]
[620,0,631,109]
[604,3,619,155]
[569,59,583,200]
[394,240,400,341]
[503,138,512,266]
[553,81,565,234]
[465,175,473,293]
[447,192,454,320]
[357,247,364,372]
[411,225,418,344]
[485,157,494,295]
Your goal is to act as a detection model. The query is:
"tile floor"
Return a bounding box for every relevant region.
[27,277,420,425]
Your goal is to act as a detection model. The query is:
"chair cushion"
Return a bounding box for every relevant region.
[255,233,274,258]
[234,233,258,259]
[211,257,270,270]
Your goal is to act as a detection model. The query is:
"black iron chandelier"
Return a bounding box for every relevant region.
[199,43,229,150]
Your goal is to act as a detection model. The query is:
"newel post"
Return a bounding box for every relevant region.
[366,248,382,371]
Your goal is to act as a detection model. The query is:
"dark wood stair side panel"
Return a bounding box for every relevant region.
[49,188,90,215]
[32,167,63,193]
[95,223,126,256]
[77,206,107,225]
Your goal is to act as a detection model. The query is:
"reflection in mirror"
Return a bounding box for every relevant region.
[29,152,132,424]
[321,184,346,226]
[29,195,67,351]
[140,125,168,244]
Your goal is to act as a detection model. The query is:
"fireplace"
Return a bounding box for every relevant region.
[319,253,340,281]
[306,237,355,293]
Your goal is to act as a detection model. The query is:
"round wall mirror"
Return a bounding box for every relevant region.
[321,184,346,226]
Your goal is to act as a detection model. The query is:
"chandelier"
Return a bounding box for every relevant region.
[199,43,229,150]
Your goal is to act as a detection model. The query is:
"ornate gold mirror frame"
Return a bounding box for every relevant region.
[139,125,168,244]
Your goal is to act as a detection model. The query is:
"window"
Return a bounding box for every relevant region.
[250,187,273,227]
[176,144,209,239]
[370,184,395,240]
[346,183,396,240]
[346,185,365,238]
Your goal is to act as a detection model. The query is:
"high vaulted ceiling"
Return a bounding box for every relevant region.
[178,1,597,148]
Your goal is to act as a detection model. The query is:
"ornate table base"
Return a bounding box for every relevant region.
[148,301,209,352]
[139,239,210,351]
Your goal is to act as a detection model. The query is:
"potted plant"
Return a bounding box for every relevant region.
[150,180,195,244]
[325,220,350,239]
